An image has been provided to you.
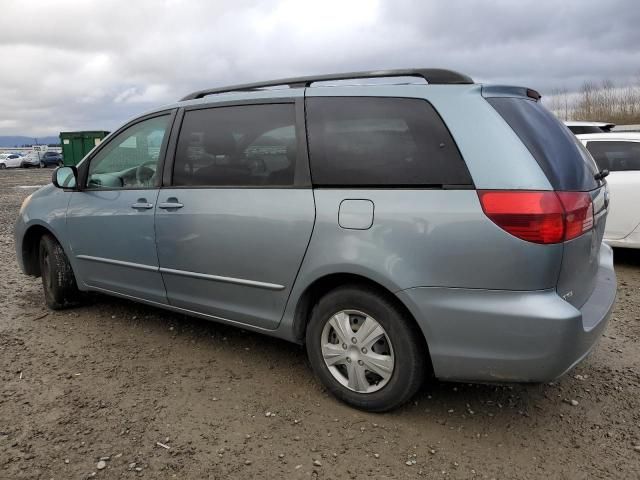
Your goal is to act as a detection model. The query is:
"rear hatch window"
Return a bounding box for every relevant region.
[487,97,599,192]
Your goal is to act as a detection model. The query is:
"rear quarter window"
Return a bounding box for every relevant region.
[305,97,472,187]
[488,97,599,191]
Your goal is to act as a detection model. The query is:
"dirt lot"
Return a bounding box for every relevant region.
[1,168,639,480]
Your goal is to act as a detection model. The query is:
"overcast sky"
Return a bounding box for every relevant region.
[1,0,639,136]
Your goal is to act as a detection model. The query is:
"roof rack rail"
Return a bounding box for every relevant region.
[180,68,473,101]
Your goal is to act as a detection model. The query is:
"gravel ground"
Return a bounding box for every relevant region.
[1,168,639,479]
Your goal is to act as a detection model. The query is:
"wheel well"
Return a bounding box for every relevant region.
[292,273,431,370]
[21,225,53,276]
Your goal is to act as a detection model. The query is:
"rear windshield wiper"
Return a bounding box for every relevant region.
[594,169,609,181]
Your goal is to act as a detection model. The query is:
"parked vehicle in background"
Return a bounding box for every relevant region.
[578,132,640,248]
[39,151,64,168]
[565,121,615,134]
[0,153,23,169]
[20,152,41,168]
[15,69,617,411]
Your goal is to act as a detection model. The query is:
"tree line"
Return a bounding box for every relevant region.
[546,78,640,124]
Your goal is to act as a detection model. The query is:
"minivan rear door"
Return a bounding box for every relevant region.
[155,99,314,330]
[487,95,606,308]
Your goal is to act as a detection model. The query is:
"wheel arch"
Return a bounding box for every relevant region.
[290,272,432,373]
[21,224,58,276]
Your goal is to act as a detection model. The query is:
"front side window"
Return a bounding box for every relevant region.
[586,141,640,172]
[173,104,297,187]
[87,115,170,189]
[305,97,472,187]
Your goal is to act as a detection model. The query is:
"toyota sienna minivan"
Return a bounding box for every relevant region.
[15,69,617,411]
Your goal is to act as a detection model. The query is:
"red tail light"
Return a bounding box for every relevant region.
[478,190,594,244]
[556,192,594,241]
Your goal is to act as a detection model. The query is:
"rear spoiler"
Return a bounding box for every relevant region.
[481,85,542,101]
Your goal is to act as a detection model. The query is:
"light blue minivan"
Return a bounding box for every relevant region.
[15,69,616,411]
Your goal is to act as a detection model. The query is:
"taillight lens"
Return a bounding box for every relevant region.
[478,190,594,244]
[556,192,594,241]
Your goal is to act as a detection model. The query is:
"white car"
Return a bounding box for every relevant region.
[577,132,640,248]
[0,153,23,169]
[565,121,615,135]
[19,152,41,168]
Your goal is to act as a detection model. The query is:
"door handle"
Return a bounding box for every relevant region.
[131,200,154,210]
[158,197,184,209]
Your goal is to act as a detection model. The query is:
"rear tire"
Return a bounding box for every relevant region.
[306,285,426,412]
[39,234,81,309]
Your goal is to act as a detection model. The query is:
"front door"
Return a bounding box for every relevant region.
[67,113,173,304]
[155,102,315,329]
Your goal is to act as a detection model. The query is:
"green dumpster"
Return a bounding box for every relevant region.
[59,131,110,166]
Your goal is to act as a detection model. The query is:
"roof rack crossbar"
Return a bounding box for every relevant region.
[180,68,473,101]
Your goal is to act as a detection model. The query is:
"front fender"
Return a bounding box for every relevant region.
[14,185,73,275]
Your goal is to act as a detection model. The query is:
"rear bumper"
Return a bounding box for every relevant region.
[397,244,616,382]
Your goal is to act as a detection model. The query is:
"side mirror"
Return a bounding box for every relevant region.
[52,166,78,189]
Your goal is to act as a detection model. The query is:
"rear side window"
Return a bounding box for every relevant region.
[488,97,598,191]
[306,97,472,187]
[586,141,640,172]
[173,104,297,187]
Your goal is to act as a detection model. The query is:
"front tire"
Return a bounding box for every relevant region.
[39,234,81,309]
[306,285,426,412]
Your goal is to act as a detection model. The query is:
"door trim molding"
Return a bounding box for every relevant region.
[76,255,159,272]
[76,255,285,291]
[159,267,285,291]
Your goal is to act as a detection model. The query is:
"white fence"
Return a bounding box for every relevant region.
[0,146,62,154]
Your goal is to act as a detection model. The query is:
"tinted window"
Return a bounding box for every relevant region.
[488,97,598,191]
[173,104,297,187]
[586,141,640,171]
[87,115,169,189]
[306,97,472,187]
